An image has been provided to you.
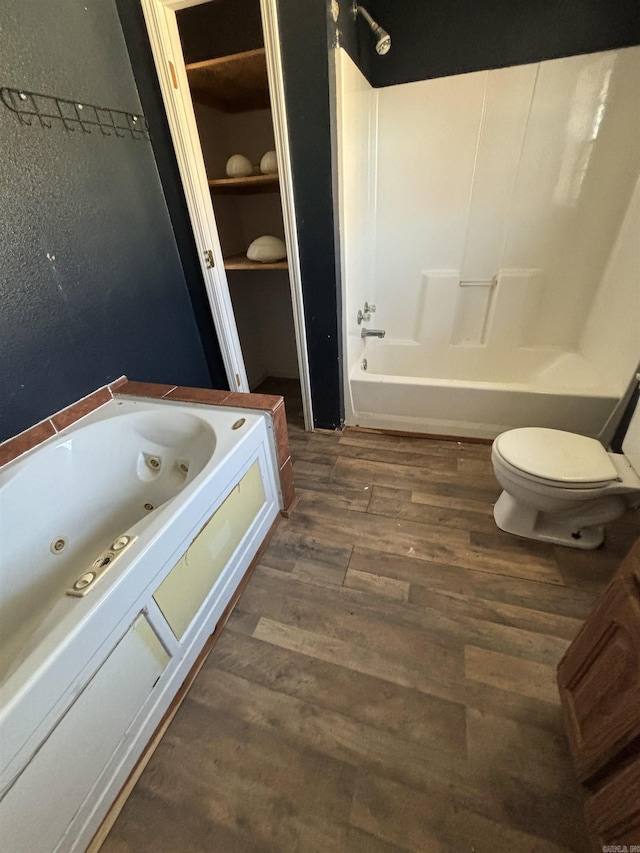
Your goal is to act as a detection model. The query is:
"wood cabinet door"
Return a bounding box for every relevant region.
[557,540,640,784]
[584,749,640,850]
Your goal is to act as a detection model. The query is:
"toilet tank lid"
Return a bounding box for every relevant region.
[494,427,618,484]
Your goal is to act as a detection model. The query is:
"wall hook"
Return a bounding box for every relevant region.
[0,86,150,142]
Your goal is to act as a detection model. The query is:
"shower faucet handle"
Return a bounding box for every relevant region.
[357,309,371,325]
[364,302,376,314]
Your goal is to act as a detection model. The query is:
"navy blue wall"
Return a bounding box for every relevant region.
[0,0,221,443]
[278,0,343,429]
[116,0,229,389]
[335,0,640,87]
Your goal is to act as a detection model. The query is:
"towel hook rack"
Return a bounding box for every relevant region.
[1,86,150,142]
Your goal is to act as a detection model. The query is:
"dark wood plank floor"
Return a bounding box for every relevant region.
[102,418,640,853]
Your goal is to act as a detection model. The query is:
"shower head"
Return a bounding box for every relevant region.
[353,4,391,55]
[373,25,391,55]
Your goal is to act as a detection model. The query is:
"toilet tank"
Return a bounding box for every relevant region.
[622,397,640,474]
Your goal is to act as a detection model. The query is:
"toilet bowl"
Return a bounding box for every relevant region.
[490,400,640,549]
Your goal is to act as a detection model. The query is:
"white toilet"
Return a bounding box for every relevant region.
[491,401,640,549]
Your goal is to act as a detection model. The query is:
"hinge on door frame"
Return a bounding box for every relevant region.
[168,60,178,90]
[204,249,215,269]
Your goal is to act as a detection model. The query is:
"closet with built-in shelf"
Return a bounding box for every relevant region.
[176,0,302,420]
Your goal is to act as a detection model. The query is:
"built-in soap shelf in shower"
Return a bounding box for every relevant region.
[451,277,497,347]
[417,269,544,350]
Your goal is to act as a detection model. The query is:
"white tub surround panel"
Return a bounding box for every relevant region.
[580,175,640,395]
[460,63,537,283]
[335,49,377,422]
[501,47,640,348]
[489,270,546,350]
[372,46,640,352]
[414,272,461,347]
[374,71,486,340]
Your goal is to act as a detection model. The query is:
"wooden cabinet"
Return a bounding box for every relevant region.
[557,537,640,850]
[557,572,640,783]
[584,752,640,848]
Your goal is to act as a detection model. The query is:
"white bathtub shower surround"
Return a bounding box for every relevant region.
[579,174,640,396]
[352,339,616,439]
[335,48,378,401]
[0,397,281,853]
[336,45,640,436]
[371,46,640,348]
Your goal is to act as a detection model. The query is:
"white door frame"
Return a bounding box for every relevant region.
[140,0,314,430]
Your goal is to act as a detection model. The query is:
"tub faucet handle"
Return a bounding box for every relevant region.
[357,309,371,325]
[364,302,376,314]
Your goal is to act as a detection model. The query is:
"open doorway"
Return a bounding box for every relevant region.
[140,0,312,430]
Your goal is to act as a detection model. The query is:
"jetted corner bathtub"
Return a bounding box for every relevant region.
[0,396,281,853]
[349,340,620,439]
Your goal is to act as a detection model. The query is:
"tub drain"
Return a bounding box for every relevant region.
[144,502,155,511]
[50,536,68,554]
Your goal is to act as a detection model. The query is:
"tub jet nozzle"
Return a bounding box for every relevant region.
[50,536,68,554]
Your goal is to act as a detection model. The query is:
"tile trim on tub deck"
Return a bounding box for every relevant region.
[0,377,128,467]
[0,377,297,517]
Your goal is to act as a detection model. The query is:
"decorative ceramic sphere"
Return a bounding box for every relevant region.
[246,235,287,263]
[260,150,278,175]
[225,154,253,178]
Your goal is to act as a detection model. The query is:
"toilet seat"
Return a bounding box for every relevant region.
[490,407,640,549]
[493,427,618,487]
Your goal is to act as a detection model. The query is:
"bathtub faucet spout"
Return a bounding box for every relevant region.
[361,328,386,338]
